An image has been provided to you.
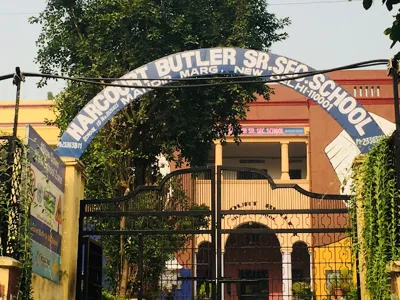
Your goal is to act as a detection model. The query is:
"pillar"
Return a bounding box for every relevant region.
[282,251,292,300]
[388,261,400,299]
[215,143,222,167]
[309,250,313,288]
[306,141,310,180]
[280,142,290,180]
[61,158,86,300]
[0,257,21,300]
[193,251,197,297]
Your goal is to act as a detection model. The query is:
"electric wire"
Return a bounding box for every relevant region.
[19,59,388,90]
[0,74,15,81]
[77,60,387,82]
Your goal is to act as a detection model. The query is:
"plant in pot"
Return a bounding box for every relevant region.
[197,282,212,300]
[328,272,343,298]
[326,268,353,299]
[292,282,313,300]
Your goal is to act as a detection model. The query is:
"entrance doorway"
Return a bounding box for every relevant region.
[224,222,282,299]
[238,270,268,300]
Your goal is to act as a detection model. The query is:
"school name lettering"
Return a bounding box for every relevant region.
[35,250,50,267]
[229,127,305,136]
[272,62,372,136]
[229,201,293,226]
[60,48,376,150]
[31,226,60,249]
[33,141,64,186]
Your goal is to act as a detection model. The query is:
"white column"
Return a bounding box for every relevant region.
[309,250,313,287]
[306,141,310,180]
[280,142,290,180]
[282,251,292,300]
[194,251,197,297]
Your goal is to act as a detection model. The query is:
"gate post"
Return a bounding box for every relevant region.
[216,166,222,300]
[214,143,222,300]
[61,158,86,300]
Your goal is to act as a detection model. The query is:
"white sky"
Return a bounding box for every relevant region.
[0,0,398,100]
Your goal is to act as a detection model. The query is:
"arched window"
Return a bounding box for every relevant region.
[197,242,212,297]
[291,241,310,283]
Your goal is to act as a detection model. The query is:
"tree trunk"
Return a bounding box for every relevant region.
[134,158,147,187]
[119,188,130,298]
[119,238,129,297]
[119,159,148,297]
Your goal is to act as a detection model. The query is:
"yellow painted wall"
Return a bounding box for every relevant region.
[313,237,355,299]
[0,101,86,300]
[32,274,62,300]
[0,100,60,146]
[195,179,312,249]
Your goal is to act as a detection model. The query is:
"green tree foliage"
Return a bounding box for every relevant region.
[357,0,400,50]
[94,177,210,298]
[362,0,400,11]
[31,0,289,297]
[350,137,400,299]
[31,0,289,189]
[47,91,54,100]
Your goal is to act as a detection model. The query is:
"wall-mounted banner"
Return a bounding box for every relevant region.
[26,125,65,282]
[230,126,305,136]
[55,48,384,158]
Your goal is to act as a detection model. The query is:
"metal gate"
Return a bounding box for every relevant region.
[76,166,355,300]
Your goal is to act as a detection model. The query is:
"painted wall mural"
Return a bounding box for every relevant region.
[325,113,395,195]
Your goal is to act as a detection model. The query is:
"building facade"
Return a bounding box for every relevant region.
[0,69,395,300]
[165,69,396,300]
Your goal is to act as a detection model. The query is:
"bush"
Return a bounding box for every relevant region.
[292,282,313,300]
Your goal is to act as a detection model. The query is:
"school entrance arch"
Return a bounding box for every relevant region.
[55,47,385,159]
[58,48,369,300]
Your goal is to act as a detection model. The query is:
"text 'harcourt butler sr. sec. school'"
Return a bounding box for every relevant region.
[0,68,396,300]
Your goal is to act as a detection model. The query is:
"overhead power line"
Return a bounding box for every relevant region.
[73,60,387,82]
[13,59,387,90]
[0,59,388,90]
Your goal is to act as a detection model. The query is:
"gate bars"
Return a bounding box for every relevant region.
[76,166,356,300]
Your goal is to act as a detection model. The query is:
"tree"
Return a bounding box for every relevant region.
[32,0,289,297]
[358,0,400,51]
[47,91,54,100]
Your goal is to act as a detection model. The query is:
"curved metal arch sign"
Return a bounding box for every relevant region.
[55,48,385,158]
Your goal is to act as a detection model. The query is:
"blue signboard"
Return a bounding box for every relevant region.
[31,241,61,282]
[233,126,305,136]
[27,125,65,282]
[55,48,384,158]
